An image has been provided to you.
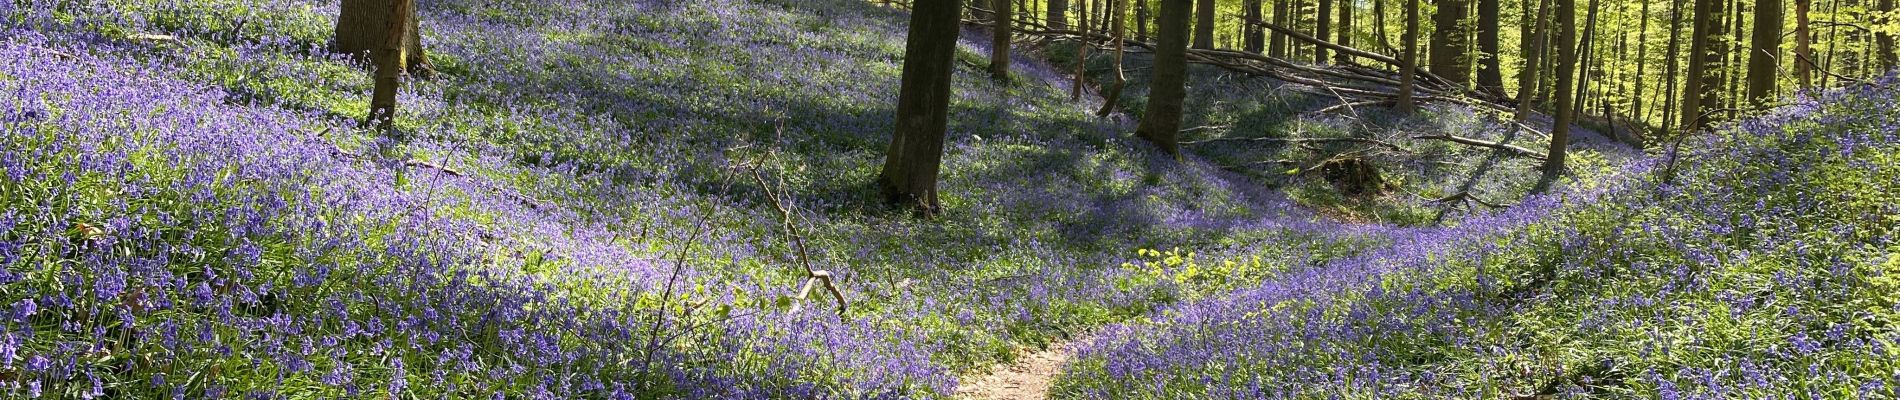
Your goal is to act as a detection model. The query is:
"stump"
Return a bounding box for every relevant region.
[1320,157,1385,195]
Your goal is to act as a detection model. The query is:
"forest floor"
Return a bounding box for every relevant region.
[955,340,1078,400]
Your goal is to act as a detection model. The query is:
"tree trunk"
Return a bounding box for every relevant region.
[1074,0,1091,100]
[991,0,1013,80]
[1100,0,1130,116]
[1194,0,1216,49]
[1374,0,1394,55]
[1050,0,1070,29]
[1246,0,1267,52]
[1317,0,1334,63]
[1746,0,1782,103]
[1137,0,1151,41]
[1272,0,1293,57]
[1474,0,1503,95]
[881,0,963,215]
[1880,0,1897,70]
[337,0,431,76]
[1515,0,1553,121]
[1572,0,1601,117]
[1682,0,1724,130]
[1633,0,1651,126]
[1398,0,1422,113]
[1543,0,1577,187]
[1795,0,1814,87]
[1138,0,1193,156]
[1337,0,1354,63]
[366,0,412,132]
[1428,0,1470,86]
[1663,0,1686,131]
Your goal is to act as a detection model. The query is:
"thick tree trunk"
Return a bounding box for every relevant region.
[1474,0,1503,95]
[1515,0,1553,121]
[366,0,412,132]
[1100,0,1130,116]
[1398,0,1422,113]
[1880,0,1897,70]
[1193,0,1216,49]
[1681,0,1723,130]
[1428,0,1470,86]
[1138,0,1193,156]
[1337,0,1354,63]
[1746,0,1782,103]
[1050,0,1070,29]
[1543,0,1577,187]
[991,0,1013,80]
[337,0,431,76]
[1316,0,1333,63]
[881,0,963,215]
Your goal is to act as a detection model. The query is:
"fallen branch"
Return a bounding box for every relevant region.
[1184,136,1405,151]
[1431,190,1512,209]
[1411,134,1548,160]
[748,125,847,319]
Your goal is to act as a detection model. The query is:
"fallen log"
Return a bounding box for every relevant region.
[1411,134,1547,160]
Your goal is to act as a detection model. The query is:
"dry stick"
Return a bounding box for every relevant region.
[638,166,737,394]
[1410,134,1548,160]
[746,153,846,318]
[1184,136,1406,151]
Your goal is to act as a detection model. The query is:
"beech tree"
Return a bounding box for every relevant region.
[1543,0,1578,187]
[361,0,414,131]
[1193,0,1215,49]
[1745,0,1781,104]
[1137,0,1194,156]
[1428,0,1470,85]
[1396,0,1421,114]
[990,0,1013,80]
[880,0,963,215]
[336,0,431,75]
[1100,0,1130,116]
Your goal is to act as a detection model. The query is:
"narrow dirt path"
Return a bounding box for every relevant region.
[955,341,1076,400]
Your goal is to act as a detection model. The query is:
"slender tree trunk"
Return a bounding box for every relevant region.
[1138,0,1193,156]
[1074,0,1091,100]
[1474,0,1503,94]
[1516,0,1553,121]
[1337,0,1354,62]
[881,0,963,215]
[1273,0,1293,56]
[1137,0,1151,41]
[1572,0,1601,117]
[1727,0,1746,109]
[1100,0,1130,116]
[338,0,431,76]
[991,0,1013,80]
[1398,0,1422,113]
[366,0,412,132]
[1429,0,1471,85]
[1316,0,1334,63]
[1663,0,1686,131]
[1194,0,1216,48]
[1246,0,1267,52]
[1795,0,1814,86]
[1373,0,1394,55]
[1746,0,1783,103]
[1543,0,1577,187]
[1634,0,1651,127]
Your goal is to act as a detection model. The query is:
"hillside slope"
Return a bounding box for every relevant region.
[5,0,1373,398]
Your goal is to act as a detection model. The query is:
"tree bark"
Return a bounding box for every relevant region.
[1398,0,1422,113]
[991,0,1014,80]
[1428,0,1470,86]
[1074,0,1091,100]
[1746,0,1783,103]
[1246,0,1267,52]
[337,0,431,76]
[1474,0,1503,95]
[1276,0,1292,56]
[1795,0,1814,87]
[1663,0,1686,131]
[1633,0,1651,126]
[366,0,412,132]
[1100,0,1130,116]
[1374,0,1394,54]
[1543,0,1577,186]
[1571,0,1601,117]
[1194,0,1216,49]
[1880,0,1897,69]
[1681,0,1724,131]
[1317,0,1334,63]
[1138,0,1194,156]
[1515,0,1553,121]
[1137,0,1151,41]
[1050,0,1070,29]
[881,0,963,215]
[1337,0,1354,63]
